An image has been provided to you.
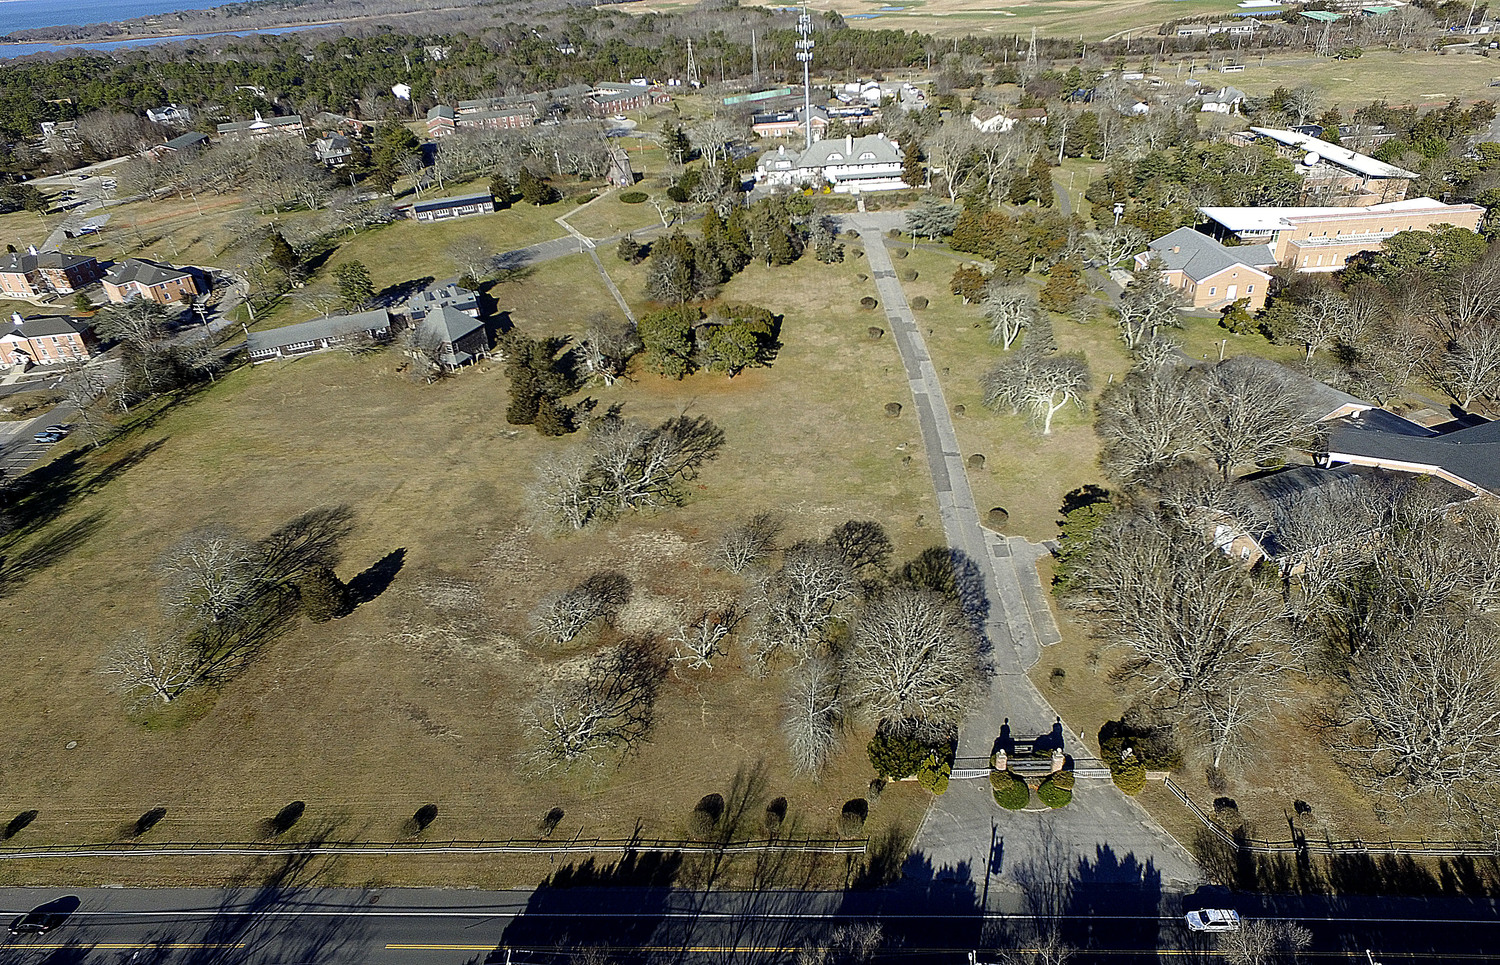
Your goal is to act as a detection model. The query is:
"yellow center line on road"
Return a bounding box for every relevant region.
[385,946,1499,960]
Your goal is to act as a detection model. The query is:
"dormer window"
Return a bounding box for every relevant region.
[859,152,875,160]
[827,153,843,161]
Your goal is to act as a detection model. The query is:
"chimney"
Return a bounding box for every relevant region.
[845,133,853,154]
[11,312,22,327]
[27,245,37,256]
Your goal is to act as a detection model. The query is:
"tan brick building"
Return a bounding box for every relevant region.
[0,313,98,368]
[102,258,200,305]
[1138,227,1277,311]
[1197,197,1485,273]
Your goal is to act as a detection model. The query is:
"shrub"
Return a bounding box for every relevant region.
[539,807,565,836]
[884,402,902,418]
[262,800,306,837]
[409,803,439,833]
[1037,771,1073,808]
[764,796,788,832]
[887,228,901,238]
[856,273,869,282]
[867,729,927,779]
[911,295,928,310]
[867,327,885,339]
[868,778,885,801]
[860,296,878,310]
[967,454,985,470]
[990,770,1030,810]
[839,799,868,835]
[690,793,725,837]
[917,755,951,796]
[298,565,348,623]
[619,190,648,204]
[892,247,908,259]
[1048,666,1066,688]
[1099,717,1182,771]
[1213,796,1238,814]
[666,185,689,203]
[1111,755,1147,796]
[899,268,917,281]
[987,507,1009,529]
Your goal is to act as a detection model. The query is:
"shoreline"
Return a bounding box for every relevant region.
[0,3,474,49]
[0,18,347,48]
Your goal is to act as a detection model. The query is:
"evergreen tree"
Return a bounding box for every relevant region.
[645,231,699,303]
[504,335,576,430]
[902,143,925,188]
[1040,259,1086,314]
[1029,152,1055,208]
[638,305,701,379]
[617,234,645,264]
[517,167,557,205]
[264,230,300,280]
[332,261,374,311]
[490,175,515,209]
[298,565,348,623]
[950,264,989,304]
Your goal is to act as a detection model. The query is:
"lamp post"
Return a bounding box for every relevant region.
[1113,202,1124,226]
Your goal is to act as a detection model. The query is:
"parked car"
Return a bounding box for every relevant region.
[33,431,64,445]
[8,896,80,936]
[42,425,70,436]
[1185,909,1241,932]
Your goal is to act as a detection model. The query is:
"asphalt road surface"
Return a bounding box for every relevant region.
[1,885,1498,964]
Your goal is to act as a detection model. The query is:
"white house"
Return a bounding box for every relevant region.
[1199,86,1247,115]
[970,106,1016,134]
[755,133,906,194]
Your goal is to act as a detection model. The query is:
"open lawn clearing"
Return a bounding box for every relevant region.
[62,193,252,270]
[0,250,939,887]
[621,0,1233,39]
[562,192,667,241]
[1227,48,1500,109]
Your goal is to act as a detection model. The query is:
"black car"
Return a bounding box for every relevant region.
[8,896,80,937]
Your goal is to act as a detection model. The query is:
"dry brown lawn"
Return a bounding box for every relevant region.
[0,249,940,887]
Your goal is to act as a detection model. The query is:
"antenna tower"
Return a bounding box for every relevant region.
[796,2,815,149]
[1027,27,1037,64]
[686,38,701,88]
[752,29,760,86]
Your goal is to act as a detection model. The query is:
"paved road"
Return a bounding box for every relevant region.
[1,885,1497,964]
[852,221,1199,893]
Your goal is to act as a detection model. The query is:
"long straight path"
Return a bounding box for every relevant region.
[853,220,1199,894]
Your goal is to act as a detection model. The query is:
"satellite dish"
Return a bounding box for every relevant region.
[1303,151,1321,166]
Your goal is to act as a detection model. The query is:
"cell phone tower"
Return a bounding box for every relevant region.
[796,2,815,150]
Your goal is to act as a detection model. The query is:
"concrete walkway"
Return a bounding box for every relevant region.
[852,219,1200,895]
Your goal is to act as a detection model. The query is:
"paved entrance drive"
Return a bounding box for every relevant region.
[852,219,1199,897]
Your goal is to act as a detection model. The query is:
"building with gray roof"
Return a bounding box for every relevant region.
[246,310,392,363]
[1326,409,1500,497]
[1139,227,1276,311]
[404,282,479,322]
[755,133,905,194]
[416,305,488,369]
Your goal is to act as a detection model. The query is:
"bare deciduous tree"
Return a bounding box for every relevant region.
[1116,260,1184,350]
[984,283,1039,351]
[1190,360,1308,481]
[99,631,206,705]
[843,587,984,726]
[713,511,783,574]
[158,528,264,625]
[530,572,632,644]
[579,313,642,387]
[981,350,1092,435]
[1441,321,1500,410]
[747,542,856,667]
[1085,224,1146,271]
[1218,918,1313,965]
[524,639,668,768]
[1094,363,1200,483]
[782,657,843,773]
[798,922,882,965]
[671,605,740,670]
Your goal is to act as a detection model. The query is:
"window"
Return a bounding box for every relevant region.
[1246,284,1254,294]
[1209,287,1217,296]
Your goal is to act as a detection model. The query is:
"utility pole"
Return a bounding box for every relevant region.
[797,2,815,150]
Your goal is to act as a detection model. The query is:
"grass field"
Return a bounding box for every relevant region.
[0,246,943,887]
[620,0,1236,40]
[1226,48,1500,109]
[562,191,666,241]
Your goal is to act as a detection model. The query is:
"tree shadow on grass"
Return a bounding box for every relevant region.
[346,547,405,610]
[376,275,436,308]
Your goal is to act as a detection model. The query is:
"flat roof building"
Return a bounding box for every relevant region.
[1197,197,1485,272]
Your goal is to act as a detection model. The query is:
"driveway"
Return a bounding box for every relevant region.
[851,219,1200,895]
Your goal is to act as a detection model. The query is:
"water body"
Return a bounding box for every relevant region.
[0,23,329,58]
[1,0,228,33]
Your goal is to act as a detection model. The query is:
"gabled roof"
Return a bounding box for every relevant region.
[1250,126,1416,179]
[161,132,208,151]
[419,305,484,365]
[104,258,191,288]
[246,310,391,354]
[1148,227,1275,283]
[3,315,89,339]
[411,192,494,213]
[0,251,96,274]
[1327,410,1500,496]
[1214,354,1370,424]
[428,105,456,121]
[1200,86,1247,105]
